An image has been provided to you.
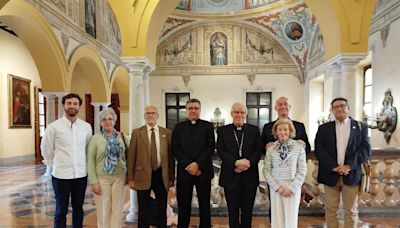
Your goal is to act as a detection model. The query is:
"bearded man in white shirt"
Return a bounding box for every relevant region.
[41,93,92,228]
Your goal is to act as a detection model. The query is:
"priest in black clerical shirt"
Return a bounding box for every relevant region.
[217,102,264,228]
[171,98,215,228]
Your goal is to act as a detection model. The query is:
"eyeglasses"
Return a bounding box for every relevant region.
[145,112,157,115]
[101,118,114,121]
[232,111,247,115]
[332,104,347,110]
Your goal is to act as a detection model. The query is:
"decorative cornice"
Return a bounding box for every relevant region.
[32,0,122,66]
[152,64,299,78]
[171,0,297,20]
[370,0,400,35]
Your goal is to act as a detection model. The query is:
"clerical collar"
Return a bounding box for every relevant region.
[190,120,197,125]
[234,124,244,131]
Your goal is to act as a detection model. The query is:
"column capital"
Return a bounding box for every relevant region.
[122,57,155,74]
[327,53,367,73]
[325,62,341,79]
[53,92,68,99]
[41,92,57,100]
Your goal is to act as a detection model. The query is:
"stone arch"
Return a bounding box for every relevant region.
[68,45,110,103]
[110,65,129,111]
[110,65,129,133]
[0,0,68,92]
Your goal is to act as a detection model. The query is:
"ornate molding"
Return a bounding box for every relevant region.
[152,64,299,80]
[370,0,400,35]
[247,73,256,86]
[380,23,391,48]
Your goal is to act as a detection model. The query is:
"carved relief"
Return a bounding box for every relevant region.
[157,23,292,67]
[44,0,79,24]
[308,26,325,60]
[158,32,195,65]
[100,2,122,55]
[243,30,290,64]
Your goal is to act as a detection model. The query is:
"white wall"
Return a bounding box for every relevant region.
[307,76,324,148]
[369,18,400,148]
[149,73,305,128]
[0,29,41,159]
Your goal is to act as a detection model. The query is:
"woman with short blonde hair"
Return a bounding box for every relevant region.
[263,119,306,228]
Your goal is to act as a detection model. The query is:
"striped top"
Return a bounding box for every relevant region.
[263,139,307,194]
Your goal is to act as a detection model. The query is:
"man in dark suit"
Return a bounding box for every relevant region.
[217,102,264,228]
[261,96,311,153]
[315,97,370,228]
[172,98,215,228]
[127,105,174,228]
[261,96,311,220]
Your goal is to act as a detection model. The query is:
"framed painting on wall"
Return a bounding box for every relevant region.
[8,74,31,128]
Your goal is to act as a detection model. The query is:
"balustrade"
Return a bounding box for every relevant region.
[166,149,400,215]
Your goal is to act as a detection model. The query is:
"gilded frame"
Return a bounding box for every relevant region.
[8,74,32,128]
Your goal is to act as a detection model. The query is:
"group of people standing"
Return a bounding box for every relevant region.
[41,93,370,228]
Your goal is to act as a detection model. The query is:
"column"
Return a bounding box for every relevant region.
[91,102,110,133]
[42,93,57,126]
[41,93,57,178]
[143,66,152,106]
[54,92,67,119]
[122,57,155,223]
[324,54,366,118]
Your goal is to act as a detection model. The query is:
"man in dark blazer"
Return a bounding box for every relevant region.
[172,98,215,228]
[261,96,311,220]
[128,105,174,228]
[217,102,264,228]
[315,97,370,228]
[261,96,311,154]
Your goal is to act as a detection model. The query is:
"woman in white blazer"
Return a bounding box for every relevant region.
[263,118,307,228]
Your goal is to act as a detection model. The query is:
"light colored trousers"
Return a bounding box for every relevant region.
[94,175,126,228]
[270,180,301,228]
[324,177,359,228]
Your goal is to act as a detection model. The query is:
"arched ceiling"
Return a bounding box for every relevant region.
[1,0,377,67]
[0,0,68,92]
[174,0,282,13]
[108,0,376,65]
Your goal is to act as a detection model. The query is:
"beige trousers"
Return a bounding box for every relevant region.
[324,177,359,228]
[270,180,301,228]
[94,175,126,228]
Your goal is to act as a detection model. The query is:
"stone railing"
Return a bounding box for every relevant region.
[169,149,400,215]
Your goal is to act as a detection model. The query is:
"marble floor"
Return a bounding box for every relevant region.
[0,163,399,228]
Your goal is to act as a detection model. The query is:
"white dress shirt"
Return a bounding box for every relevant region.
[41,116,92,179]
[146,124,161,167]
[335,117,351,166]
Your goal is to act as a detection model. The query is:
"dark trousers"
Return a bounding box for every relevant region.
[176,178,211,228]
[137,168,168,228]
[224,181,257,228]
[51,176,87,228]
[268,185,272,222]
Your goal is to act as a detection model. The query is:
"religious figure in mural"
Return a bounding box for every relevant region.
[176,0,191,10]
[85,0,96,38]
[210,32,227,65]
[285,22,303,41]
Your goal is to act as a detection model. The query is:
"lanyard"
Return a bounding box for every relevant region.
[233,130,244,157]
